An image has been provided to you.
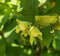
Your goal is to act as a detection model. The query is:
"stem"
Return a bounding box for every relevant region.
[36,41,41,56]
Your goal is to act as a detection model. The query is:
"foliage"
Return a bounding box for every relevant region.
[0,0,60,56]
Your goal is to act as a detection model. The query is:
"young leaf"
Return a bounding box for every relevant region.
[38,0,46,7]
[16,19,31,37]
[29,26,42,40]
[35,15,57,27]
[16,19,30,32]
[30,37,34,45]
[15,26,21,33]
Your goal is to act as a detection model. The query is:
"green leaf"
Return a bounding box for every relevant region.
[41,52,53,56]
[52,0,60,14]
[55,24,60,31]
[54,30,60,40]
[0,14,10,28]
[6,45,21,56]
[20,0,39,18]
[17,13,34,22]
[0,39,6,56]
[52,39,60,50]
[3,19,17,43]
[0,3,11,15]
[41,26,53,48]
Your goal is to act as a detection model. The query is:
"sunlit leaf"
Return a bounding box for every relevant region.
[29,26,42,40]
[16,19,30,31]
[17,1,23,12]
[15,26,20,33]
[0,0,5,3]
[30,37,34,45]
[38,0,46,7]
[35,15,57,27]
[16,19,31,37]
